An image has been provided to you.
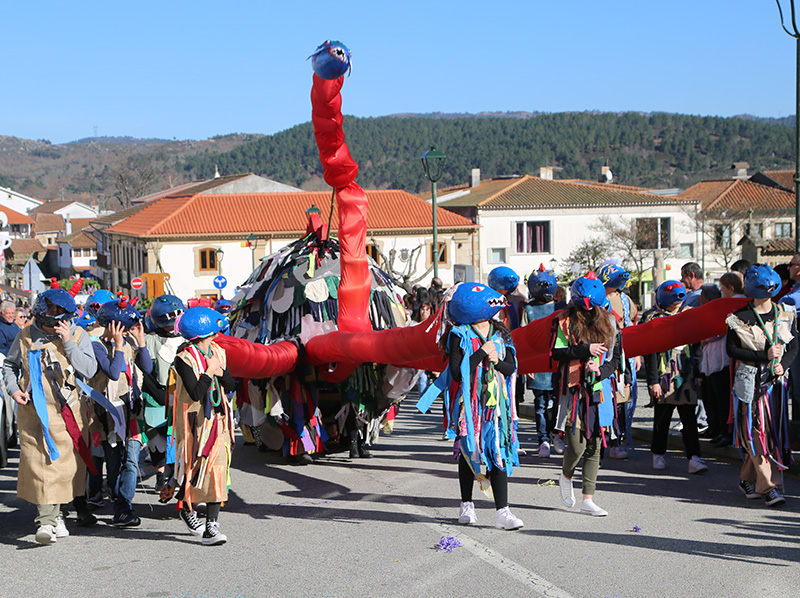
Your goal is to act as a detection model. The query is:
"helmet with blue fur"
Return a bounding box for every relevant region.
[487,266,520,294]
[150,294,186,330]
[570,272,607,309]
[32,288,78,329]
[655,280,687,309]
[527,263,557,302]
[447,283,508,325]
[215,299,232,315]
[597,263,631,290]
[97,298,141,329]
[177,306,226,340]
[75,311,97,330]
[85,289,116,317]
[744,263,781,299]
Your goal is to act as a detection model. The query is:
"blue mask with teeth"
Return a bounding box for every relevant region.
[447,283,508,325]
[744,263,781,299]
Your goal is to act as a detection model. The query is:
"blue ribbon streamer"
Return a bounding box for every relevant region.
[75,376,126,437]
[28,349,61,462]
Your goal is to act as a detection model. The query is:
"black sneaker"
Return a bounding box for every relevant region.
[112,512,141,527]
[765,488,786,507]
[76,512,98,527]
[202,520,227,546]
[739,480,760,499]
[154,472,165,492]
[179,508,204,537]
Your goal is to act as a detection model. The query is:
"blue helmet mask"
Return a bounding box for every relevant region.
[527,264,557,302]
[309,40,352,80]
[97,298,141,330]
[656,280,687,309]
[487,267,520,294]
[215,299,232,315]
[85,289,116,318]
[33,289,78,329]
[150,294,186,330]
[75,312,97,330]
[570,273,607,309]
[447,283,508,325]
[177,307,227,341]
[744,264,781,299]
[597,263,631,290]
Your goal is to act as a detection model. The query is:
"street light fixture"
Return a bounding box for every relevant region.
[246,233,258,271]
[776,0,800,253]
[421,146,446,279]
[215,248,224,299]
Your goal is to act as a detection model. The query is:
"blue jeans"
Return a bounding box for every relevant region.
[533,390,555,444]
[102,439,142,518]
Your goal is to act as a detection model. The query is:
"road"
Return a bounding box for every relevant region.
[1,402,799,598]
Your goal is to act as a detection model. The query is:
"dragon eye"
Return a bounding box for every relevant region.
[471,285,483,292]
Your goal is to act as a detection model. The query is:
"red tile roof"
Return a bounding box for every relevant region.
[0,205,34,225]
[32,212,64,233]
[58,229,95,248]
[680,179,796,212]
[105,190,476,238]
[8,238,47,263]
[762,237,795,256]
[763,170,795,191]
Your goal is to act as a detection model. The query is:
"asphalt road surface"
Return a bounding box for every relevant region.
[1,403,799,598]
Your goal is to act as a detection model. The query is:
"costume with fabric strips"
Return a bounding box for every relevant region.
[726,303,796,493]
[172,341,235,508]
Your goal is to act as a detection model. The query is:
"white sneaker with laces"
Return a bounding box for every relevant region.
[458,501,477,525]
[580,499,608,517]
[609,446,629,460]
[35,525,57,545]
[559,473,575,508]
[495,506,523,530]
[54,515,69,538]
[688,455,708,474]
[551,433,566,455]
[538,441,551,458]
[652,453,666,470]
[179,508,204,537]
[202,520,227,546]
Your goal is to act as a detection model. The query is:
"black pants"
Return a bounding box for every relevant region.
[651,403,701,458]
[458,454,508,509]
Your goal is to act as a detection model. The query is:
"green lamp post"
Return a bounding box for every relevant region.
[246,233,258,271]
[421,147,447,279]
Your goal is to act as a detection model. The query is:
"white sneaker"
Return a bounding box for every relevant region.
[688,455,708,474]
[538,441,551,458]
[652,454,666,470]
[54,515,69,538]
[495,506,524,530]
[559,473,575,508]
[580,499,608,517]
[609,446,629,460]
[35,525,57,545]
[551,433,566,455]
[202,520,227,546]
[458,501,477,525]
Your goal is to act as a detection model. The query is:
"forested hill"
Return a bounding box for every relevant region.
[181,112,795,192]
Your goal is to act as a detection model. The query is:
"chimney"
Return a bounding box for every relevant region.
[731,162,749,179]
[64,215,72,235]
[538,166,553,180]
[470,168,481,188]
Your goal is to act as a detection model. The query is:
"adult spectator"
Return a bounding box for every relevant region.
[14,307,29,329]
[679,262,705,308]
[730,259,752,276]
[0,300,21,356]
[429,278,444,308]
[779,254,800,429]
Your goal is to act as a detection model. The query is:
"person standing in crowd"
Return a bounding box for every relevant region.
[730,259,752,276]
[779,253,800,436]
[0,300,21,357]
[597,263,639,460]
[552,273,620,517]
[523,264,563,458]
[429,278,444,309]
[416,282,523,530]
[87,298,152,527]
[727,264,796,507]
[3,287,98,544]
[642,280,708,474]
[173,306,235,545]
[698,283,733,449]
[680,262,705,308]
[15,307,30,329]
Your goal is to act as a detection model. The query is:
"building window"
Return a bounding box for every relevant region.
[429,242,447,264]
[714,224,732,250]
[488,248,507,264]
[744,223,763,238]
[516,221,550,253]
[367,244,380,262]
[635,217,670,249]
[775,222,793,238]
[679,243,694,258]
[198,248,217,272]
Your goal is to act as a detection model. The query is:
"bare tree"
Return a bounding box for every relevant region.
[562,238,609,280]
[112,154,162,208]
[369,237,435,293]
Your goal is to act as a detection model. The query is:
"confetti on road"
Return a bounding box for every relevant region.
[438,536,463,552]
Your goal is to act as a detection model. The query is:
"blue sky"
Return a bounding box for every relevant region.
[0,1,796,144]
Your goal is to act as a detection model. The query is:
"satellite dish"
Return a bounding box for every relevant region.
[604,169,613,183]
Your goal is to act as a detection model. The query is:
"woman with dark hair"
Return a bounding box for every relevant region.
[552,273,620,517]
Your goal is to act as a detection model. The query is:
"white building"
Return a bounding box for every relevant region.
[0,186,43,214]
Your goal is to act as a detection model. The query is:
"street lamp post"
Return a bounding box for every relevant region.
[246,233,258,271]
[421,147,447,279]
[776,0,800,253]
[215,248,224,299]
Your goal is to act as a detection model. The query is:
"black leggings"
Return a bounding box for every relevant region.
[206,502,221,520]
[458,454,508,509]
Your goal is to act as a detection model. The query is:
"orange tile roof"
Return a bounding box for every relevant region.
[440,175,692,210]
[58,229,95,248]
[0,205,34,225]
[8,238,47,263]
[32,212,64,233]
[763,170,795,191]
[680,179,796,212]
[104,190,476,238]
[762,237,796,256]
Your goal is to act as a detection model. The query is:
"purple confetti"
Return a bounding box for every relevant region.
[632,525,641,533]
[438,535,463,552]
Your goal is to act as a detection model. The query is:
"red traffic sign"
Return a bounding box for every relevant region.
[131,277,143,290]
